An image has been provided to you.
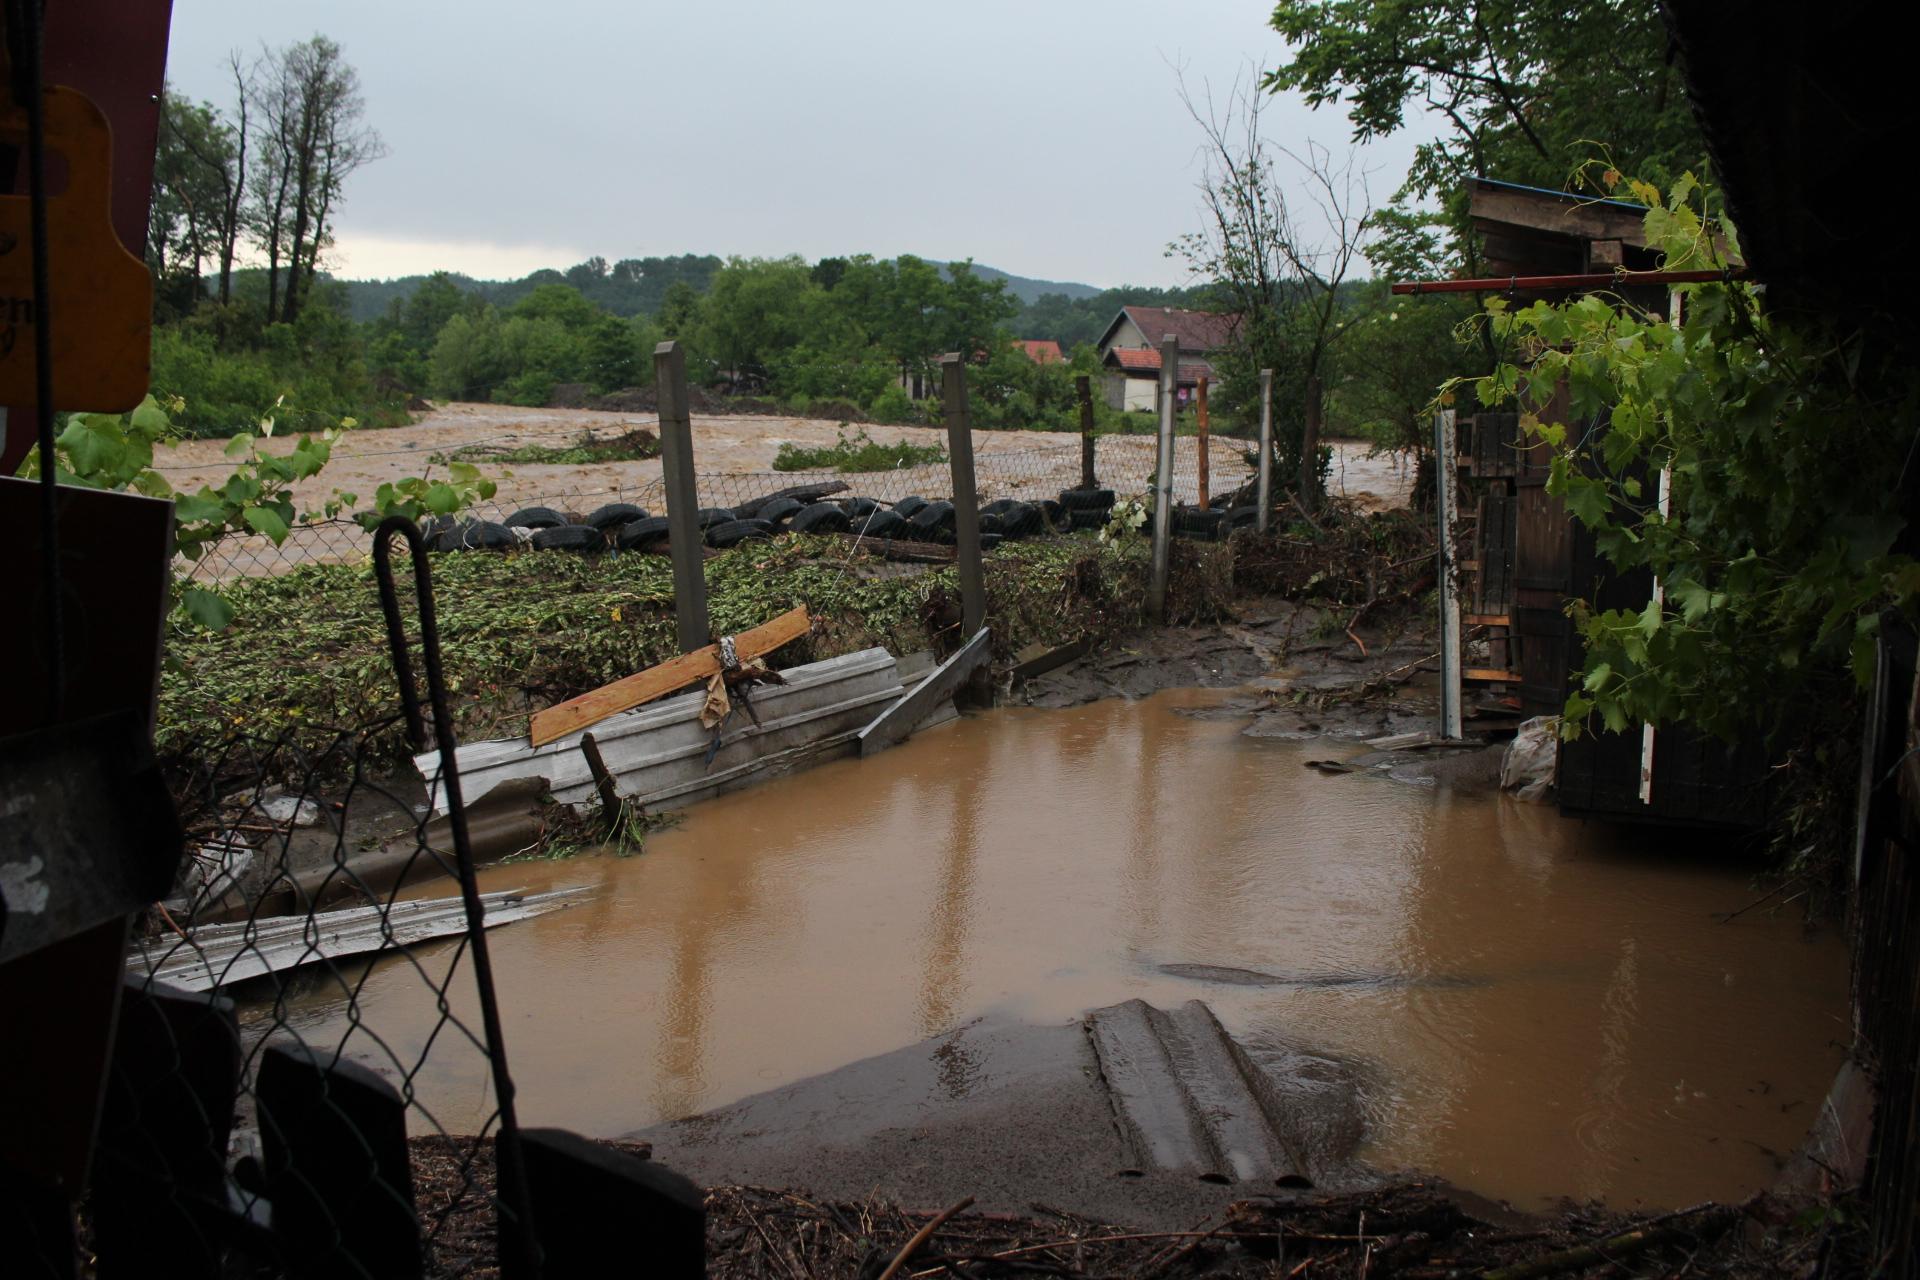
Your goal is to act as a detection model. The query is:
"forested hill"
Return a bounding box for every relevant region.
[337,255,724,323]
[340,257,1105,323]
[335,254,1215,347]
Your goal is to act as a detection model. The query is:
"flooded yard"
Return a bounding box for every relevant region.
[290,689,1848,1213]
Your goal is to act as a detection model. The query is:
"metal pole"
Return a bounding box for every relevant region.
[1435,409,1463,740]
[1075,374,1097,490]
[1195,376,1210,509]
[942,353,987,637]
[1146,334,1178,624]
[1256,369,1274,532]
[654,340,710,653]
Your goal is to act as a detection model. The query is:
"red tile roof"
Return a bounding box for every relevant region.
[1018,339,1064,364]
[1109,305,1240,353]
[1104,347,1214,382]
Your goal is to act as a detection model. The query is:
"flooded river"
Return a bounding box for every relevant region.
[298,689,1848,1212]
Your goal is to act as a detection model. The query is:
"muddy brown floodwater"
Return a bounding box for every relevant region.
[288,689,1849,1212]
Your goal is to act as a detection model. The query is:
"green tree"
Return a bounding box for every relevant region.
[1266,0,1702,205]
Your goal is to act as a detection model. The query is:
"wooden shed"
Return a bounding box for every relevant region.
[1448,179,1769,828]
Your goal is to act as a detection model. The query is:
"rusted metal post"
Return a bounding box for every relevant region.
[1256,368,1274,532]
[1195,376,1211,509]
[1146,334,1178,624]
[942,354,987,637]
[1075,374,1097,490]
[654,340,710,653]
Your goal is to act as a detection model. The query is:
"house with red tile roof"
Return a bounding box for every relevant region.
[1017,339,1064,364]
[1095,305,1240,411]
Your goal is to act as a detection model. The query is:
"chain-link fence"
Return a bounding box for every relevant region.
[106,713,536,1277]
[179,434,1264,583]
[67,526,705,1277]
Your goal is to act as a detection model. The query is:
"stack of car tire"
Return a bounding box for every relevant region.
[418,482,1248,556]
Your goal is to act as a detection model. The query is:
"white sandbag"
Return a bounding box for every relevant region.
[1501,715,1559,802]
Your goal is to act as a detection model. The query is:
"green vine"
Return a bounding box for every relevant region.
[1469,169,1919,745]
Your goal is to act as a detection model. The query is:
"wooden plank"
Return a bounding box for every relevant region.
[1464,613,1512,627]
[529,606,810,747]
[858,628,989,757]
[1463,668,1524,683]
[1009,636,1093,682]
[1435,410,1463,740]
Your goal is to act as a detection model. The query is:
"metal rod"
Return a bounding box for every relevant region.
[1146,334,1178,623]
[654,341,710,652]
[942,354,986,637]
[1195,376,1210,509]
[1256,369,1274,533]
[1390,268,1742,296]
[371,517,539,1275]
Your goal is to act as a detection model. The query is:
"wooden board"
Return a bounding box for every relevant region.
[1463,668,1524,683]
[529,606,810,747]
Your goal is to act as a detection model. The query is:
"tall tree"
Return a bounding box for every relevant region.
[250,35,384,325]
[148,89,236,314]
[1264,0,1703,271]
[1175,75,1371,508]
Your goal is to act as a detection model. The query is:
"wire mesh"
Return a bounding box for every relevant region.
[178,434,1263,583]
[116,712,531,1277]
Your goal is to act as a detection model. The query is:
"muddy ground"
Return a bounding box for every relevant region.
[413,1131,1828,1279]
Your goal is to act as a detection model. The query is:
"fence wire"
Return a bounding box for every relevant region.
[182,434,1263,582]
[108,711,533,1277]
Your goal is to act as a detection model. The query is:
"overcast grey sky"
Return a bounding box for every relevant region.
[164,2,1439,289]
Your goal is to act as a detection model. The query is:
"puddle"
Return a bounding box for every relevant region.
[289,688,1848,1211]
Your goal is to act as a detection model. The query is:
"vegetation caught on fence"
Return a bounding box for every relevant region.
[772,428,948,474]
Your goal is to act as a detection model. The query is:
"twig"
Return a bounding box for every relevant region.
[1714,877,1803,924]
[1283,489,1326,531]
[1345,628,1369,659]
[877,1195,975,1280]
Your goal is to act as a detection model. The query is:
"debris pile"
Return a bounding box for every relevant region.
[1231,501,1435,611]
[407,1135,1821,1279]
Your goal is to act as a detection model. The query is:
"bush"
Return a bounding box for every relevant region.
[866,384,919,424]
[773,426,946,472]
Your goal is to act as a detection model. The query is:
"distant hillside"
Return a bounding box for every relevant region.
[927,261,1105,305]
[338,256,1111,324]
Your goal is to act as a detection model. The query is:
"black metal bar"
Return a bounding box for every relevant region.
[369,516,541,1277]
[8,0,65,725]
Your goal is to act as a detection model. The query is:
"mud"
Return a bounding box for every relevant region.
[1013,597,1444,743]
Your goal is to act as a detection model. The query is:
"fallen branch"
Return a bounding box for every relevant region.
[1479,1206,1731,1280]
[877,1194,974,1280]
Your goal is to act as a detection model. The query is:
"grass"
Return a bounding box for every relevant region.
[432,427,661,467]
[773,427,946,473]
[158,533,1235,774]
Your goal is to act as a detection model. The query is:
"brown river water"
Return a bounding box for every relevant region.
[288,689,1849,1212]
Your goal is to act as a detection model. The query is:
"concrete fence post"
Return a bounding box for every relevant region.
[1256,368,1274,532]
[942,353,987,637]
[1075,374,1097,490]
[654,340,710,653]
[1146,334,1178,624]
